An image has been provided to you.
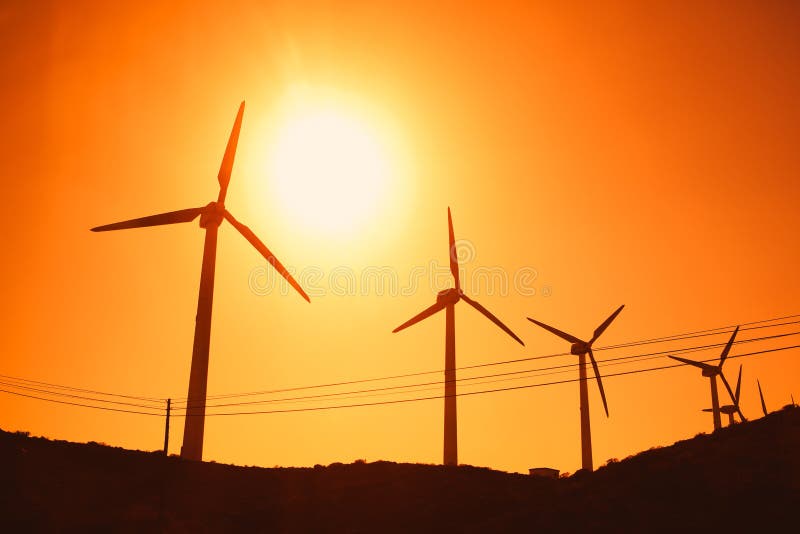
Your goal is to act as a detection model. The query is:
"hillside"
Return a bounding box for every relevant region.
[2,407,799,532]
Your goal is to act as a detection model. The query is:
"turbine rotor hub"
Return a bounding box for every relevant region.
[436,287,461,305]
[199,201,225,228]
[571,342,590,355]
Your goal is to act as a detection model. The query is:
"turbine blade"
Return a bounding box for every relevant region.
[719,371,747,422]
[392,301,446,333]
[737,407,748,422]
[734,365,742,404]
[91,207,204,232]
[526,318,582,344]
[719,371,736,406]
[757,379,768,416]
[217,101,245,204]
[590,305,625,343]
[718,326,739,368]
[461,294,524,345]
[223,210,310,302]
[447,207,460,291]
[701,408,714,412]
[668,355,717,372]
[588,348,609,417]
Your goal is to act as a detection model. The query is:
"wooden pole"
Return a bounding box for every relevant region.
[163,398,171,455]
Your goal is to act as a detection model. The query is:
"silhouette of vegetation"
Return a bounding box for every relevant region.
[2,407,799,531]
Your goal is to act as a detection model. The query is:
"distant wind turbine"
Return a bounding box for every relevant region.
[92,102,310,461]
[757,379,768,417]
[703,364,743,426]
[392,208,524,466]
[526,305,624,472]
[669,327,746,431]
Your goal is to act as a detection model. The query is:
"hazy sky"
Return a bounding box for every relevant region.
[2,1,799,473]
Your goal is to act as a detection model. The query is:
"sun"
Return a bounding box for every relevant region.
[264,94,393,236]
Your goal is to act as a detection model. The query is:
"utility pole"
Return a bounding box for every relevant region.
[163,398,171,456]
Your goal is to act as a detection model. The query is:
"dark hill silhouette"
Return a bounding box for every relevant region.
[2,406,799,532]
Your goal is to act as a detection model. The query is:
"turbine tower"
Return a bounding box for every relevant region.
[703,364,743,426]
[392,208,524,466]
[91,102,310,461]
[669,326,746,431]
[527,306,624,472]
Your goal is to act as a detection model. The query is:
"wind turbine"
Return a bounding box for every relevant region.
[757,379,768,417]
[526,305,624,472]
[669,326,746,431]
[703,364,743,426]
[392,208,524,466]
[91,102,309,461]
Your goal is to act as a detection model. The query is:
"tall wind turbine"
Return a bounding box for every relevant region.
[92,102,310,461]
[669,327,746,431]
[757,379,768,417]
[392,208,524,466]
[526,306,624,472]
[703,364,743,426]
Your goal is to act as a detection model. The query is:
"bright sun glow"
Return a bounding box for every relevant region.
[266,94,393,236]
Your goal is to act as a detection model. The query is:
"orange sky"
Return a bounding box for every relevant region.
[2,1,800,474]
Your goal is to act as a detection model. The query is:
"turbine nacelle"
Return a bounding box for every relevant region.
[199,201,225,228]
[436,288,462,305]
[571,341,591,356]
[701,367,721,378]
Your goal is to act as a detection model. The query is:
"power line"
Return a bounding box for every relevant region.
[0,380,167,411]
[0,372,165,404]
[0,388,164,416]
[3,339,797,419]
[174,326,800,409]
[165,343,800,417]
[192,352,679,408]
[173,313,800,404]
[594,313,800,352]
[172,340,748,410]
[2,312,798,416]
